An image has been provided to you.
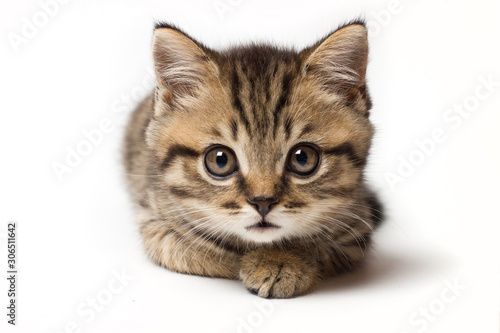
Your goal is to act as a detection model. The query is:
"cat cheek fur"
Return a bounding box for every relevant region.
[123,20,383,298]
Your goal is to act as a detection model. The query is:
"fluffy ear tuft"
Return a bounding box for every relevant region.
[303,23,368,97]
[152,26,215,107]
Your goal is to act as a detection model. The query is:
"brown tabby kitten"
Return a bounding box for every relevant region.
[123,20,383,298]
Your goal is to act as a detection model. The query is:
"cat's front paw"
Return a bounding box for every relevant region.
[239,248,319,298]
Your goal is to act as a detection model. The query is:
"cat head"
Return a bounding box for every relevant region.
[146,21,374,244]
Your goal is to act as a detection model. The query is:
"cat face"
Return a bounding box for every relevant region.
[146,23,373,244]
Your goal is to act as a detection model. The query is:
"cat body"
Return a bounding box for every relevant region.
[123,21,382,298]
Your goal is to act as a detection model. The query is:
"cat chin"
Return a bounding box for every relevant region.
[241,227,287,243]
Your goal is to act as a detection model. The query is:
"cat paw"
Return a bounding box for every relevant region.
[239,248,319,298]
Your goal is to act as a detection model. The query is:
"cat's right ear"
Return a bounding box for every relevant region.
[152,25,217,111]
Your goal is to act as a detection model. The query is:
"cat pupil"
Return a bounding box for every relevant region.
[296,150,308,166]
[216,151,228,168]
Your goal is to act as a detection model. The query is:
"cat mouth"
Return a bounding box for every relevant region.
[245,220,281,230]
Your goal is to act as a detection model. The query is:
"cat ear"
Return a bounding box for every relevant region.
[302,23,368,97]
[152,25,216,107]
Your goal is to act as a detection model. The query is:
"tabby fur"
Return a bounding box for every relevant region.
[123,20,383,298]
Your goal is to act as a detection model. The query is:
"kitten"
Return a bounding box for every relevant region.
[123,20,383,298]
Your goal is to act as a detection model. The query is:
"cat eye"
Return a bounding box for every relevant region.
[287,144,320,176]
[204,146,238,178]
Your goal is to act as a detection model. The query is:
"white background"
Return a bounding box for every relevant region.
[1,0,499,332]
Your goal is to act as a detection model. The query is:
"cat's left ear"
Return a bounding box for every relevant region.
[152,24,218,110]
[302,23,368,100]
